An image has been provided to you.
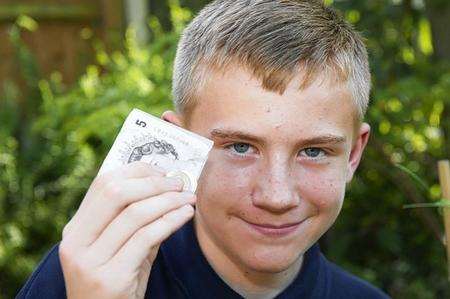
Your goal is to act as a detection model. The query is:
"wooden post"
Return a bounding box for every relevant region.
[124,0,149,45]
[438,160,450,281]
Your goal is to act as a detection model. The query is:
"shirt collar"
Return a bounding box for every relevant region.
[161,220,324,299]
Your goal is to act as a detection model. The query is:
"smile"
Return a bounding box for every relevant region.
[243,219,304,237]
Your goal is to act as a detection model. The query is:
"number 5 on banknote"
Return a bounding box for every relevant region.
[99,109,214,192]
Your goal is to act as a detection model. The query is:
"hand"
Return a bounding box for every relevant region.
[59,162,195,299]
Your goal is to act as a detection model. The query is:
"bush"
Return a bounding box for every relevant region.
[1,1,450,298]
[0,8,187,297]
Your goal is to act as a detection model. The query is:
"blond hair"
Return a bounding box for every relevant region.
[172,0,371,120]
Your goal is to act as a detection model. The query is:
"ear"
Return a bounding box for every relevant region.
[161,110,184,127]
[346,122,370,183]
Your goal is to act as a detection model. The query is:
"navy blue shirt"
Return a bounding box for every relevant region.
[17,221,389,298]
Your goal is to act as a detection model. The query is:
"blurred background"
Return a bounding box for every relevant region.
[0,0,449,298]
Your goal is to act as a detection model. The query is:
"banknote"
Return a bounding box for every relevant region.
[98,108,214,192]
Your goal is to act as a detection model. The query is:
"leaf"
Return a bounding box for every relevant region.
[403,199,450,209]
[394,163,429,192]
[16,15,38,32]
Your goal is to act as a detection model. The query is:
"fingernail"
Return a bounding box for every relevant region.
[182,204,194,214]
[188,194,197,204]
[168,177,184,188]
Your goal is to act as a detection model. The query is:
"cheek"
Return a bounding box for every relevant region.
[196,150,256,208]
[298,165,346,211]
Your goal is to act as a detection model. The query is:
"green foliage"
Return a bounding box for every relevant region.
[0,8,186,297]
[325,1,450,298]
[1,1,450,298]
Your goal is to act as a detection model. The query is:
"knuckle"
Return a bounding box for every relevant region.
[59,247,88,274]
[62,223,71,238]
[103,181,124,201]
[91,173,110,190]
[124,202,145,223]
[129,161,154,176]
[58,242,73,262]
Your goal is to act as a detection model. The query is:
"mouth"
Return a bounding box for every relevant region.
[242,219,304,237]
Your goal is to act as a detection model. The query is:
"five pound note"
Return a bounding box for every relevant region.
[98,108,214,192]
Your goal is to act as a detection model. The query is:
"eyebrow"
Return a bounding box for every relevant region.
[209,128,346,146]
[210,129,261,143]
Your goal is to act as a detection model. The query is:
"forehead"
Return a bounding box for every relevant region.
[188,65,356,142]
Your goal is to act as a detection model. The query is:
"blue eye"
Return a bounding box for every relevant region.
[302,148,324,158]
[232,143,250,154]
[305,148,321,157]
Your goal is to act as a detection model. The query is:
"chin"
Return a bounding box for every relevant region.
[239,246,302,274]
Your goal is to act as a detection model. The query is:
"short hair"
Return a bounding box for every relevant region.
[172,0,371,120]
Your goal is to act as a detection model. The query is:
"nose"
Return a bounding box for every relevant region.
[251,158,300,214]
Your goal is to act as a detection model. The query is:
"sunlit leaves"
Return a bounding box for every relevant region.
[418,18,433,55]
[345,10,360,23]
[16,15,38,32]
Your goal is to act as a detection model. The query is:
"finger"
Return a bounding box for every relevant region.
[64,172,180,238]
[107,204,194,272]
[87,191,196,263]
[88,161,166,200]
[65,176,184,248]
[100,161,166,180]
[67,161,167,231]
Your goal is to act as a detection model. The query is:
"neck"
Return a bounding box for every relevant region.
[194,218,303,298]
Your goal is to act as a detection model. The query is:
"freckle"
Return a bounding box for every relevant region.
[266,107,271,113]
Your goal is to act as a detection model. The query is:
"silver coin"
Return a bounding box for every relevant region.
[166,170,196,192]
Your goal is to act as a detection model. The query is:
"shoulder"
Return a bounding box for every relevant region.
[323,257,390,299]
[146,248,188,298]
[16,243,66,298]
[16,242,185,299]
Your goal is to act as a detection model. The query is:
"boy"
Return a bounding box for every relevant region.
[18,1,389,298]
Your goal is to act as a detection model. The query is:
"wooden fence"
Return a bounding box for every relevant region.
[0,0,124,87]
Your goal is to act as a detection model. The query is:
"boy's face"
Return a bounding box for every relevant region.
[170,65,369,273]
